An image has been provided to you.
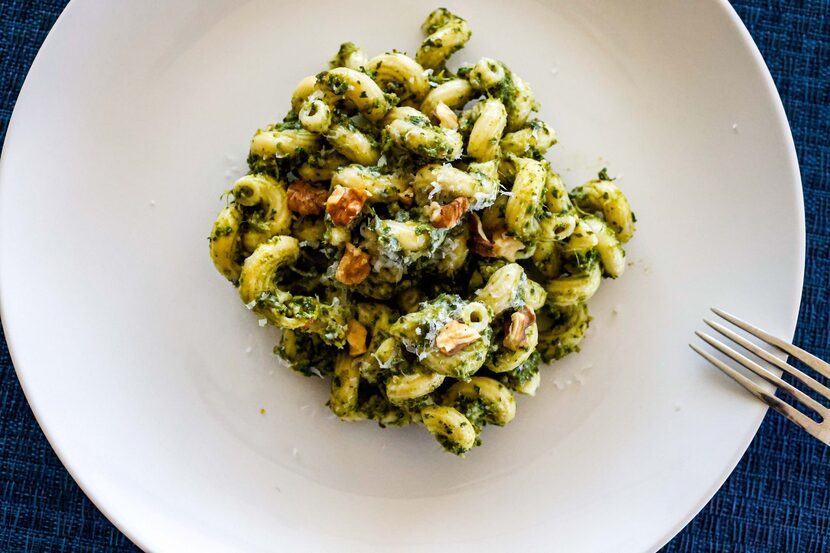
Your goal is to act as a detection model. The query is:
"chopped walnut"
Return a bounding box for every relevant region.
[286,180,327,215]
[335,244,371,285]
[346,320,368,356]
[429,197,470,229]
[503,306,537,350]
[492,230,526,262]
[468,213,495,257]
[435,320,481,355]
[433,102,459,130]
[326,185,369,226]
[468,213,527,261]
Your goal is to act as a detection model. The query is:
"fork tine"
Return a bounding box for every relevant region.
[689,344,819,434]
[704,319,830,402]
[712,308,830,380]
[695,331,826,415]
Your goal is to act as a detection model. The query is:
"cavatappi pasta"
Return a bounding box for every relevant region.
[209,8,637,456]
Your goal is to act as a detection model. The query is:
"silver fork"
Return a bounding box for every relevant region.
[690,308,830,445]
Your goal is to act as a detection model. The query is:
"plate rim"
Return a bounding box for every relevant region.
[649,1,805,548]
[0,1,806,551]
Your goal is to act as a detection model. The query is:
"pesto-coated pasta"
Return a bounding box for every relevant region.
[505,157,547,241]
[501,119,557,157]
[499,351,541,396]
[329,42,368,71]
[416,8,471,70]
[570,174,636,242]
[316,67,390,121]
[421,405,477,455]
[326,123,381,165]
[330,354,361,419]
[442,377,517,427]
[545,261,602,307]
[460,57,538,131]
[467,98,508,161]
[386,370,445,403]
[291,75,318,113]
[421,79,474,122]
[331,165,408,203]
[385,116,464,161]
[537,303,590,362]
[208,8,638,457]
[297,150,349,182]
[298,97,332,134]
[209,205,244,281]
[412,162,499,207]
[250,128,320,160]
[231,174,291,239]
[583,216,626,278]
[366,53,430,103]
[475,263,529,315]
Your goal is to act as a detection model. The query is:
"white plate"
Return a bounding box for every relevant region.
[0,1,803,551]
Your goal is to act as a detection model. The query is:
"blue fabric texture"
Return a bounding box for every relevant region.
[0,1,827,551]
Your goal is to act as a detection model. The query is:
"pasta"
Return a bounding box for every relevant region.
[208,8,637,456]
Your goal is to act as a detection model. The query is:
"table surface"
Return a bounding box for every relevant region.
[1,1,828,551]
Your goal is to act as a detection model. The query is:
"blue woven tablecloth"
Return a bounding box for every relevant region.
[1,1,827,551]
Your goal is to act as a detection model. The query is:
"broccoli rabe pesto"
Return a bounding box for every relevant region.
[208,8,637,457]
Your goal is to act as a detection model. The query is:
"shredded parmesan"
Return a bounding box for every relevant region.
[373,353,395,370]
[428,180,443,200]
[469,189,494,210]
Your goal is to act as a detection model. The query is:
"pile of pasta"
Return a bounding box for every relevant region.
[209,8,636,456]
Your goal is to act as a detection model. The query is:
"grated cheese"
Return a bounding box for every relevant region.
[428,180,443,200]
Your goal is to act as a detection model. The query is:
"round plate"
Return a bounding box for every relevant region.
[0,1,803,551]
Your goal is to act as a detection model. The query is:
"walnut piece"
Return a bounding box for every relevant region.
[286,180,327,215]
[346,320,368,356]
[435,320,481,355]
[335,244,371,285]
[429,197,470,229]
[468,213,495,256]
[326,185,369,226]
[468,213,527,261]
[503,306,537,350]
[433,102,459,130]
[492,230,526,262]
